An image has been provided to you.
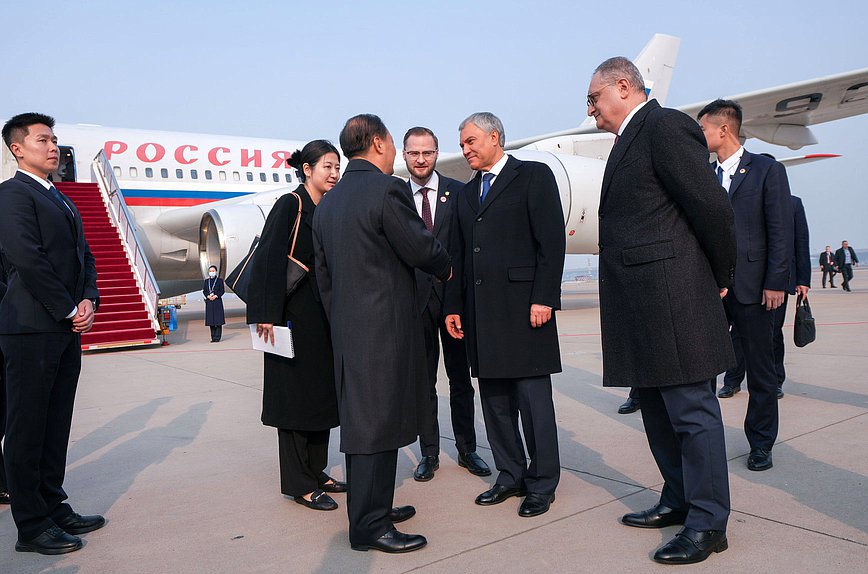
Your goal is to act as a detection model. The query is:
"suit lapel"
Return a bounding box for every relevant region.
[600,100,657,208]
[15,172,76,228]
[432,174,451,234]
[728,152,752,199]
[478,155,519,215]
[464,173,481,213]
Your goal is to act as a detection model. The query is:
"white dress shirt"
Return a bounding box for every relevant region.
[715,146,745,193]
[617,101,648,137]
[409,171,439,223]
[479,152,510,196]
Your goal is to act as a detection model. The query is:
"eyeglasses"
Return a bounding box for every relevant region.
[404,150,438,159]
[587,82,618,108]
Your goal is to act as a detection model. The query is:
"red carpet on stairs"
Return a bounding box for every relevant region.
[56,182,158,350]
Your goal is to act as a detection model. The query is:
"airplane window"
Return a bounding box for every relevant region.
[260,173,267,182]
[247,172,253,182]
[285,174,291,183]
[233,172,240,181]
[191,169,198,180]
[219,171,227,181]
[273,173,279,183]
[176,169,183,179]
[205,170,212,180]
[161,168,168,178]
[113,166,121,178]
[130,167,138,178]
[145,167,153,178]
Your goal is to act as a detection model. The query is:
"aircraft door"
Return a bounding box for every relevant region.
[55,146,77,182]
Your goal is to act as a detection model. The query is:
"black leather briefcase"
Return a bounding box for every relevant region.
[793,294,816,347]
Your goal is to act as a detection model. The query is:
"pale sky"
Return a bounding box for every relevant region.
[2,0,865,254]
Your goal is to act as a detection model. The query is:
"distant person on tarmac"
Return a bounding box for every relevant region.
[203,265,225,342]
[820,245,838,288]
[835,240,859,292]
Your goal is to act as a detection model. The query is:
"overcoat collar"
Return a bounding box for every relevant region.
[345,158,383,174]
[728,151,753,198]
[464,155,520,215]
[600,99,659,208]
[292,184,317,229]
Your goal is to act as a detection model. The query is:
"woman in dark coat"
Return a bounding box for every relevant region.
[246,140,343,511]
[203,265,225,342]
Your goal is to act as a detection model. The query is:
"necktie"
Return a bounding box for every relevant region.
[50,186,74,217]
[420,187,433,232]
[716,165,724,185]
[480,173,495,202]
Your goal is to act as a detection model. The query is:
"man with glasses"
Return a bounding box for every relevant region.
[587,58,736,565]
[401,127,490,483]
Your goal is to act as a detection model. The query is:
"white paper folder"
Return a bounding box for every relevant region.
[249,324,295,358]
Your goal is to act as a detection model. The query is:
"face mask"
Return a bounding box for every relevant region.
[209,271,217,278]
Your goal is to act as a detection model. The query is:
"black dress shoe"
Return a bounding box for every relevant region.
[458,451,492,476]
[653,527,728,564]
[55,512,106,535]
[777,386,784,399]
[16,526,83,555]
[621,503,687,529]
[747,447,773,471]
[413,455,439,482]
[293,489,338,511]
[388,505,416,524]
[475,484,525,506]
[0,490,10,504]
[321,477,348,493]
[518,493,554,517]
[617,397,640,414]
[351,528,427,553]
[717,385,741,398]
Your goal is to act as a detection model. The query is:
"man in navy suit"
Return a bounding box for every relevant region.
[0,113,103,555]
[0,265,8,505]
[445,112,565,519]
[699,100,794,472]
[401,127,490,482]
[834,240,859,291]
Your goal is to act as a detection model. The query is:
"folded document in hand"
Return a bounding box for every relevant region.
[249,324,295,358]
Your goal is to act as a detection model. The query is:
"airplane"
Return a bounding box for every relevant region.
[2,34,866,300]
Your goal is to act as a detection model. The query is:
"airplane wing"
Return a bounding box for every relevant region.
[678,68,868,149]
[778,153,841,167]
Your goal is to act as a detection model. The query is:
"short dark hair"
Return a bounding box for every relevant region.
[697,99,742,134]
[2,112,56,149]
[287,139,339,183]
[339,114,389,159]
[403,126,438,149]
[208,265,218,272]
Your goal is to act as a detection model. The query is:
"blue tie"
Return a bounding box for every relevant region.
[716,165,724,185]
[480,173,495,202]
[50,186,74,217]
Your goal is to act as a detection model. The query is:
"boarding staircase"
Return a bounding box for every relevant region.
[56,151,161,350]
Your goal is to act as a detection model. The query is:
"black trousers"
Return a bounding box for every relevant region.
[0,332,81,539]
[725,292,789,389]
[636,381,730,532]
[821,267,836,287]
[0,348,6,493]
[840,264,854,290]
[418,302,476,457]
[209,325,222,342]
[277,428,330,497]
[345,450,397,545]
[478,375,559,495]
[724,297,780,450]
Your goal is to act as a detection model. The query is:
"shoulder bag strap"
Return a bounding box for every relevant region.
[288,192,303,258]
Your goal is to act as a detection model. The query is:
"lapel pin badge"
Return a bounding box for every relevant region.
[739,168,746,174]
[440,196,447,203]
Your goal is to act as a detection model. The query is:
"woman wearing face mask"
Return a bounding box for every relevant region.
[203,265,225,342]
[246,140,343,511]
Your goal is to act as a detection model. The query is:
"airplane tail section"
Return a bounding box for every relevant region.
[633,33,680,106]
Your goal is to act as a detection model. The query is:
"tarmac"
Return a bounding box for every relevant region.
[1,269,866,573]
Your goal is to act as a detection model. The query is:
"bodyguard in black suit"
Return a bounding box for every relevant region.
[820,246,838,288]
[0,113,103,555]
[444,112,565,519]
[588,59,736,564]
[313,115,451,553]
[400,127,490,482]
[0,266,8,505]
[699,100,794,472]
[835,240,859,291]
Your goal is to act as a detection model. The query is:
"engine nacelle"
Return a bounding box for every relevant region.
[508,150,605,254]
[199,205,267,280]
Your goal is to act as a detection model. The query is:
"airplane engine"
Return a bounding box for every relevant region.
[199,205,267,281]
[507,150,605,254]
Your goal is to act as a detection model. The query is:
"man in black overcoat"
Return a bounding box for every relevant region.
[401,126,490,483]
[312,115,451,553]
[444,112,566,519]
[0,265,8,505]
[699,100,794,472]
[587,58,736,564]
[0,113,103,555]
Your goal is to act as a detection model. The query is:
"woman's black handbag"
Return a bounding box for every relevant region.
[793,294,816,347]
[226,236,260,303]
[285,192,309,296]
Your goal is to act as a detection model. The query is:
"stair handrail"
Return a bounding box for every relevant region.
[91,150,161,330]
